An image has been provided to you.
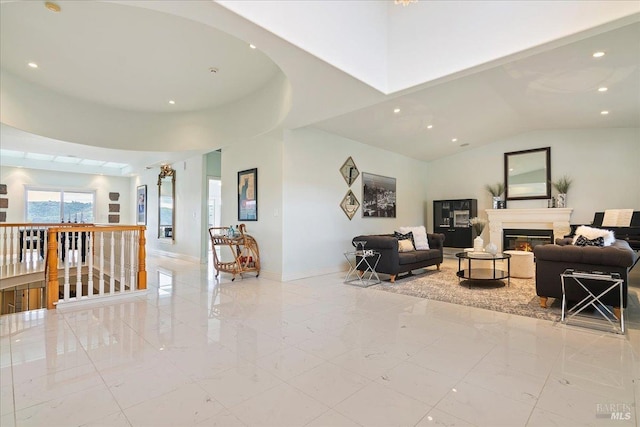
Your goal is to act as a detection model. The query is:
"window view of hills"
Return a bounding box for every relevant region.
[27,201,94,223]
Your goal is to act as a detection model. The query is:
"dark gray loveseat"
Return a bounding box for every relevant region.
[352,233,445,283]
[533,238,637,314]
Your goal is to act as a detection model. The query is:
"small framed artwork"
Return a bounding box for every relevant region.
[136,185,147,225]
[362,172,396,218]
[340,190,360,220]
[238,168,258,221]
[339,157,359,187]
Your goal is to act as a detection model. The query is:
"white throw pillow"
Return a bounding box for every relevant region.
[398,239,415,252]
[572,225,615,247]
[399,225,429,250]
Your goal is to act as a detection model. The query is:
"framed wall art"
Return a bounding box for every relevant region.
[136,185,147,225]
[238,168,258,221]
[340,190,360,220]
[339,156,359,186]
[362,172,396,218]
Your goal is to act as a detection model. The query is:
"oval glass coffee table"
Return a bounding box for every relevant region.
[455,251,511,287]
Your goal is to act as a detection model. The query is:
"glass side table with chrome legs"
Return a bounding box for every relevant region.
[344,249,381,287]
[561,269,625,334]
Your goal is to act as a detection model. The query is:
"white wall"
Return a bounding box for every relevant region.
[206,150,222,177]
[218,0,638,94]
[281,127,429,281]
[1,70,290,153]
[0,166,133,224]
[218,0,389,91]
[134,154,206,263]
[425,128,640,230]
[221,133,284,280]
[388,2,639,92]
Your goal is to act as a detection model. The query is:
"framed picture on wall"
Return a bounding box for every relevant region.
[362,172,396,218]
[238,168,258,221]
[136,185,147,225]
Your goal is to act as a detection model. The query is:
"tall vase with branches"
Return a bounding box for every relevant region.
[470,217,487,252]
[553,175,572,208]
[485,183,504,209]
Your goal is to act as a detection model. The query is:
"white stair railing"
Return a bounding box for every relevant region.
[48,226,147,308]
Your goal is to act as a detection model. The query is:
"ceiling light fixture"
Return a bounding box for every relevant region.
[45,1,61,12]
[393,108,401,114]
[168,100,175,105]
[427,125,433,129]
[592,51,605,58]
[249,44,256,49]
[598,87,608,92]
[451,138,457,142]
[394,0,418,6]
[601,110,609,115]
[28,62,38,68]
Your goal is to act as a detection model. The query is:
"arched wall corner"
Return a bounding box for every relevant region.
[0,68,291,153]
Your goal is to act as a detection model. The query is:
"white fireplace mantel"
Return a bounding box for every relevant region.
[486,208,573,253]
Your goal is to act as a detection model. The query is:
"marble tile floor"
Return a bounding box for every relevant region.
[1,256,639,427]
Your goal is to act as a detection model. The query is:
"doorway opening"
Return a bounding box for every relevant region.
[208,178,222,264]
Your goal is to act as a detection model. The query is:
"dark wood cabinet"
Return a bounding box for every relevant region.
[433,199,478,248]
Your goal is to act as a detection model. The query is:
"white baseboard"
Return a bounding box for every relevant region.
[55,289,148,312]
[282,266,347,282]
[148,248,200,263]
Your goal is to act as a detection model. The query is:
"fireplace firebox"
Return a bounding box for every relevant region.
[503,229,553,252]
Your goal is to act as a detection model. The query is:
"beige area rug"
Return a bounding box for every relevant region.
[370,263,640,327]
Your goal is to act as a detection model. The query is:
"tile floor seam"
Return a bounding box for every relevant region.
[284,361,374,411]
[374,364,452,408]
[328,403,371,427]
[533,371,634,426]
[4,255,639,426]
[8,327,17,427]
[60,311,136,426]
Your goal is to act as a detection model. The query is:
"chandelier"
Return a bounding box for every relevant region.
[394,0,417,5]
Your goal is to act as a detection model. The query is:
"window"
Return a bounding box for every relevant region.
[26,188,95,223]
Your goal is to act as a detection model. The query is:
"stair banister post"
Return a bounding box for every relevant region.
[46,228,59,309]
[137,226,146,290]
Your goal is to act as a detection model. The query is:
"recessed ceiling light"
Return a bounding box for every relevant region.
[592,51,605,58]
[393,108,401,114]
[601,110,609,115]
[451,138,457,142]
[249,44,256,49]
[168,100,175,105]
[28,62,38,68]
[45,2,61,13]
[427,125,433,129]
[598,87,608,92]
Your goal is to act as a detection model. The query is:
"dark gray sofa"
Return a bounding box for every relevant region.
[352,233,445,282]
[533,238,637,313]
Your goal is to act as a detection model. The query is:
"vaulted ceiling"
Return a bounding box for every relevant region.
[1,1,638,175]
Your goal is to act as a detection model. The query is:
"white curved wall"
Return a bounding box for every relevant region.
[0,70,291,153]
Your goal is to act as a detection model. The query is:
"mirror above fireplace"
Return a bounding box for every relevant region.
[504,147,551,200]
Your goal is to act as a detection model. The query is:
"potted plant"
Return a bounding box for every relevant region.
[470,217,487,252]
[552,175,573,208]
[485,183,504,209]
